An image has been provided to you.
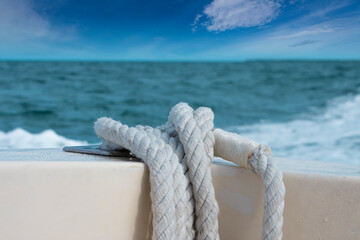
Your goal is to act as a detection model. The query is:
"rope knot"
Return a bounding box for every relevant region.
[94,102,285,240]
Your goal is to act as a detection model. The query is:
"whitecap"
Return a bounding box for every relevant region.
[0,128,88,149]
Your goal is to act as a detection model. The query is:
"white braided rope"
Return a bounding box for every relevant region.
[214,129,285,240]
[94,102,285,240]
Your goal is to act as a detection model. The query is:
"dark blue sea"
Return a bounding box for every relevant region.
[1,61,359,164]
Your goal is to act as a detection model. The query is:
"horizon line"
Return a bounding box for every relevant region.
[0,58,360,63]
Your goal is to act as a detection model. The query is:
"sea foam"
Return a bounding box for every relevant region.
[0,128,87,149]
[231,93,360,164]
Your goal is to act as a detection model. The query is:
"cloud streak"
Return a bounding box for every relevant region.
[289,39,319,47]
[270,28,334,39]
[196,0,282,32]
[0,0,76,42]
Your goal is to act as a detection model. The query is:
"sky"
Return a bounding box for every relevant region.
[0,0,359,60]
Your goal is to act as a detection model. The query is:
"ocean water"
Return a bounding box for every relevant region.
[0,61,359,165]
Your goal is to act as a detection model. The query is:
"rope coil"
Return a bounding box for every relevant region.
[94,102,285,240]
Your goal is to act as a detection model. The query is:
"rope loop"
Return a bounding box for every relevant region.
[250,145,285,240]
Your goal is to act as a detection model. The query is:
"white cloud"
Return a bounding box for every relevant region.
[193,0,360,59]
[191,14,203,32]
[191,17,360,60]
[0,0,76,42]
[199,0,282,32]
[188,1,360,60]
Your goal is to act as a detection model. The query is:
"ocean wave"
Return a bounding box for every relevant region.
[230,93,360,164]
[0,128,88,149]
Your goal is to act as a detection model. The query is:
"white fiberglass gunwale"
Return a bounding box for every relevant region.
[0,148,359,240]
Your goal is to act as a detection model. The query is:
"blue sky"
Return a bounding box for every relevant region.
[0,0,359,60]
